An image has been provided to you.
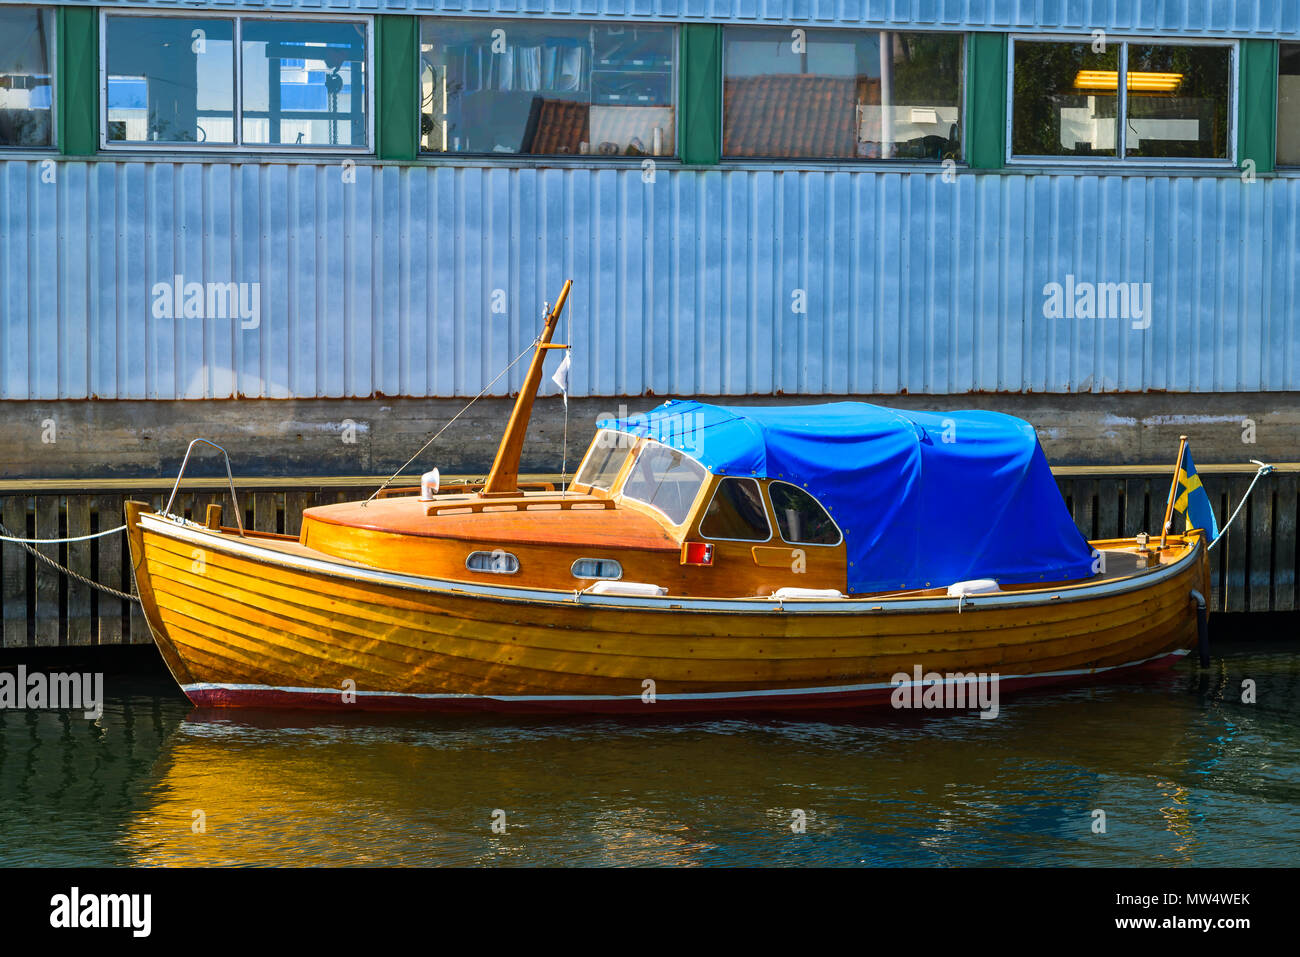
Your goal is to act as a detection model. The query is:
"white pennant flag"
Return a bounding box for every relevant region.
[551,349,571,407]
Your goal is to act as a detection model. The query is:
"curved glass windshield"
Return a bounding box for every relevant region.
[575,431,634,490]
[621,441,707,525]
[699,477,771,541]
[769,481,841,545]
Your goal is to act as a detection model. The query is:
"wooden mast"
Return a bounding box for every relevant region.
[479,280,573,498]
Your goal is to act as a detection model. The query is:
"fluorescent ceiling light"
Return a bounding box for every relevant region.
[1073,70,1183,92]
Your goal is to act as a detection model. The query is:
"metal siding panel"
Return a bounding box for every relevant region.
[178,163,207,399]
[431,165,457,396]
[378,165,403,396]
[827,171,851,394]
[876,173,901,393]
[146,164,176,399]
[1,160,1298,401]
[60,162,89,400]
[344,164,374,398]
[699,169,724,394]
[89,163,118,400]
[621,171,647,397]
[120,163,148,399]
[206,164,236,399]
[1,162,30,399]
[235,164,262,398]
[723,169,749,393]
[485,166,511,396]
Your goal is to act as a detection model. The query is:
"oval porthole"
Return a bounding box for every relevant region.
[466,550,520,574]
[571,558,623,581]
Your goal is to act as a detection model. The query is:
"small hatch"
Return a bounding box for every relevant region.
[466,550,519,574]
[571,558,623,580]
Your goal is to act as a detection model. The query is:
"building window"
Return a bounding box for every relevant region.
[103,14,370,150]
[1011,37,1232,162]
[1280,43,1300,166]
[419,19,676,157]
[722,27,962,161]
[0,6,55,148]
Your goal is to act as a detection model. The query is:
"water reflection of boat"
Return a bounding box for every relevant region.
[120,673,1265,867]
[126,282,1210,713]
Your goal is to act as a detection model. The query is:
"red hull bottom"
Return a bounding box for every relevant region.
[181,651,1188,715]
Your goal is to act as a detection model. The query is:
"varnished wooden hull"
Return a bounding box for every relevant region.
[126,504,1210,714]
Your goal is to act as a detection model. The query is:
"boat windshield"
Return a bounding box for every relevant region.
[620,440,708,525]
[575,431,635,490]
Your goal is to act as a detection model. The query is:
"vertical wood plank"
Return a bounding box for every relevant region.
[128,493,159,644]
[285,490,314,537]
[95,494,124,646]
[1274,473,1297,612]
[1070,478,1097,542]
[66,494,92,647]
[253,491,277,533]
[1123,477,1149,537]
[1,495,29,648]
[1249,480,1274,612]
[1223,475,1250,613]
[34,495,61,647]
[1097,478,1121,539]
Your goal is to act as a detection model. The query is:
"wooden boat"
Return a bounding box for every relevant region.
[126,282,1212,714]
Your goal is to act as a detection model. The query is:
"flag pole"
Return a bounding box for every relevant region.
[1159,434,1189,549]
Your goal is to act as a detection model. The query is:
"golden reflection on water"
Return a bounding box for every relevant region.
[2,647,1296,867]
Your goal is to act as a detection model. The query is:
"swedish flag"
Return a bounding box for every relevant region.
[1171,445,1220,539]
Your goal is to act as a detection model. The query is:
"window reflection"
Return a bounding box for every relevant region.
[241,20,367,147]
[1012,41,1119,157]
[1281,43,1300,166]
[0,6,54,148]
[723,28,962,160]
[106,16,235,144]
[420,19,676,156]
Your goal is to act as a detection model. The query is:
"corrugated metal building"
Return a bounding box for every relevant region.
[0,0,1297,470]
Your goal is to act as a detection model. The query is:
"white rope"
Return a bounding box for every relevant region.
[1208,461,1275,551]
[0,524,127,544]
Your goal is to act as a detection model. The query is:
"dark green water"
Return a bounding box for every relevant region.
[1,639,1297,867]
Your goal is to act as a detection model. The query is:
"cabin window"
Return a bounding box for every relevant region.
[103,13,370,150]
[722,27,963,161]
[768,482,841,546]
[465,550,519,574]
[571,558,623,580]
[1010,37,1233,162]
[699,478,771,542]
[1280,43,1300,166]
[0,6,55,148]
[419,19,677,157]
[621,441,707,526]
[575,431,634,490]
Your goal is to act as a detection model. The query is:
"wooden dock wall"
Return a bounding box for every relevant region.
[0,468,1294,648]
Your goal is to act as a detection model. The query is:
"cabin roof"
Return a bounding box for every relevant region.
[597,401,1096,593]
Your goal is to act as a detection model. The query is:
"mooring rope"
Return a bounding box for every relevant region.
[0,521,139,603]
[1208,461,1276,551]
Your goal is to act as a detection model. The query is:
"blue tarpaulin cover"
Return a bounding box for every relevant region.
[597,400,1096,594]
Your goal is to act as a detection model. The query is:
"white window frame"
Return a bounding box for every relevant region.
[1006,33,1238,168]
[99,9,375,153]
[0,4,58,151]
[416,17,680,161]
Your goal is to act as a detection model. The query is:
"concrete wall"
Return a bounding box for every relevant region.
[3,392,1296,480]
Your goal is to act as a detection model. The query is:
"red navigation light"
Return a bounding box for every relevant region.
[682,541,715,566]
